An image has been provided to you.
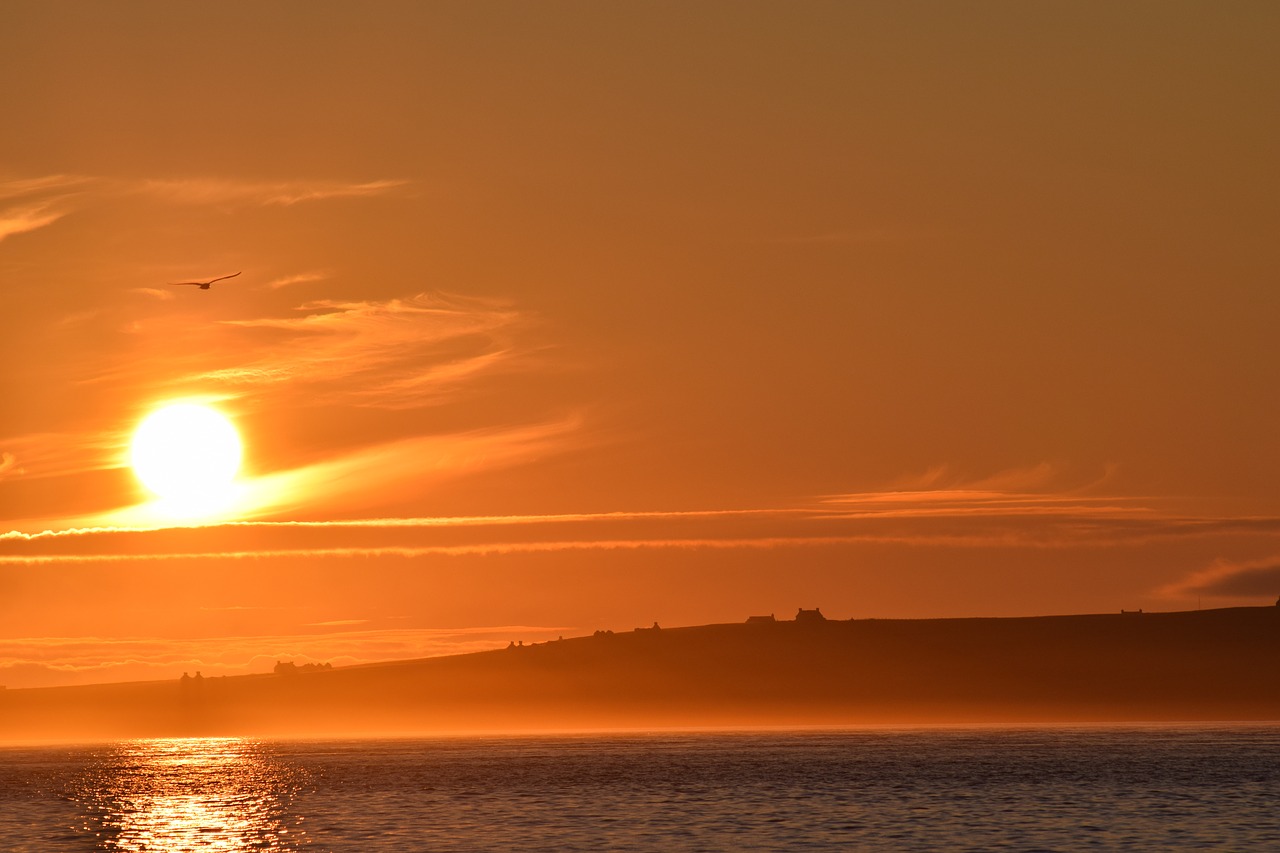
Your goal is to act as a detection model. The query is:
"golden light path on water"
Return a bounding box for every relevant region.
[70,738,308,851]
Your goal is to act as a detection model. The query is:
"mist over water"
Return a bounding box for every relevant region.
[2,727,1279,851]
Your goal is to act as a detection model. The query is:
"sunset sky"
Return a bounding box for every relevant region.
[3,1,1279,689]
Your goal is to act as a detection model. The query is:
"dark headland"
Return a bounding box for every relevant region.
[3,607,1278,741]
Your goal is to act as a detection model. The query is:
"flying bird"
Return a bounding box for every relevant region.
[168,271,242,290]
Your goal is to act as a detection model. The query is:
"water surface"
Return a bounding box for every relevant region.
[2,726,1279,850]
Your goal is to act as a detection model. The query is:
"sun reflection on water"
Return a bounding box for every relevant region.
[70,738,309,851]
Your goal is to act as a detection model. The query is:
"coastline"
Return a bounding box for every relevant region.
[3,606,1277,742]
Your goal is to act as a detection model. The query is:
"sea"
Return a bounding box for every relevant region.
[1,726,1278,851]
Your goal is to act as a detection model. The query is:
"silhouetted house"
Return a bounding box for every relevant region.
[795,607,826,623]
[746,614,776,624]
[274,660,333,674]
[636,621,661,632]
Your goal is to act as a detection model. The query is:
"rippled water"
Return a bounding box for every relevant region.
[2,726,1279,850]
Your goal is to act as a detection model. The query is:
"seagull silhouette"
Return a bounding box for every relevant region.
[168,271,241,290]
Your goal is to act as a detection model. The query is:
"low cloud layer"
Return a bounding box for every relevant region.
[0,624,570,690]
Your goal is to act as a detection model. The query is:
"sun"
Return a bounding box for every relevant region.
[130,403,243,516]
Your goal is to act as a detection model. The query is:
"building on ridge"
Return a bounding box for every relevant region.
[746,614,776,624]
[795,607,826,623]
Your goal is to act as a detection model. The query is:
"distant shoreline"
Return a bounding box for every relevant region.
[3,606,1278,741]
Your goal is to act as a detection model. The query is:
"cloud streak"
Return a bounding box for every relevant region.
[204,292,524,410]
[8,493,1280,566]
[0,175,96,240]
[0,173,406,242]
[1164,556,1280,599]
[31,414,580,529]
[136,177,408,207]
[0,199,73,242]
[0,175,96,200]
[0,453,20,480]
[820,463,1154,521]
[0,431,129,483]
[267,270,331,290]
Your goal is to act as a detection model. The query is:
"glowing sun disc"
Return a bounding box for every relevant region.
[130,404,242,506]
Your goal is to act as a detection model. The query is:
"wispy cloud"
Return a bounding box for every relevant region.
[1164,556,1280,599]
[0,507,804,545]
[0,506,812,557]
[0,173,407,242]
[820,463,1141,520]
[0,199,73,241]
[131,287,178,301]
[0,452,20,480]
[0,174,97,241]
[884,461,1109,494]
[7,293,535,470]
[0,537,915,566]
[8,494,1280,567]
[215,415,583,519]
[136,177,408,207]
[0,175,95,200]
[267,270,331,289]
[2,287,570,530]
[0,431,128,483]
[196,292,526,410]
[38,414,580,528]
[7,450,1279,563]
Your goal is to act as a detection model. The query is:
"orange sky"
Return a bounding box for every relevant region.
[2,1,1279,688]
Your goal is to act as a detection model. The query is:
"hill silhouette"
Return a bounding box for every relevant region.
[2,607,1278,741]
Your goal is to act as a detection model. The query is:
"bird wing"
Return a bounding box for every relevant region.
[206,271,242,285]
[168,282,204,286]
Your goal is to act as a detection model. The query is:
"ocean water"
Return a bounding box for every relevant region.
[1,726,1279,851]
